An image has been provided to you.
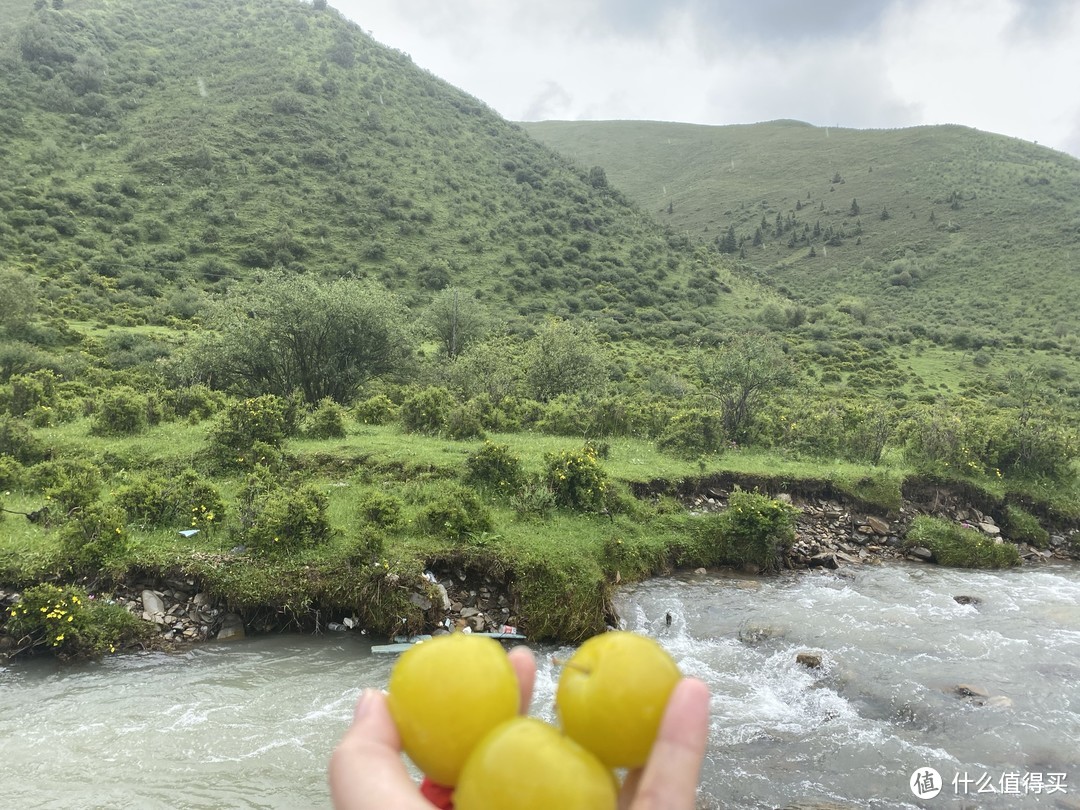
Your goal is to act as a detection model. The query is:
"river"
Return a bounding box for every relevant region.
[2,561,1078,809]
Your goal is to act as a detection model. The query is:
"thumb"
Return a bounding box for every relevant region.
[329,689,432,810]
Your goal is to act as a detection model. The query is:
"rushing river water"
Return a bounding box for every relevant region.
[2,562,1079,809]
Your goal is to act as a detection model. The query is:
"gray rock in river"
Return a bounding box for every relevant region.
[215,613,245,642]
[796,652,823,669]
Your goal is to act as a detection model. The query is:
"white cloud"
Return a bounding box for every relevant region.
[335,0,1080,157]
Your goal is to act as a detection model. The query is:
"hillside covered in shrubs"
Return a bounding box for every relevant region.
[0,0,1077,657]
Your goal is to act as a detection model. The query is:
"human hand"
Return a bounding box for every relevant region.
[329,645,536,810]
[328,645,710,810]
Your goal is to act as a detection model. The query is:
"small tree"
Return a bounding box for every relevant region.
[696,335,798,444]
[718,225,738,254]
[425,287,488,359]
[522,320,606,403]
[193,274,410,404]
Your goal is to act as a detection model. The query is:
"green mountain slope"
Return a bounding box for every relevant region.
[523,119,1080,351]
[0,0,768,343]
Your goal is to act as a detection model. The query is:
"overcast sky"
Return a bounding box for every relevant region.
[333,0,1080,159]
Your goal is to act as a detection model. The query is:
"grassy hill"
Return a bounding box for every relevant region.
[1,2,1077,656]
[524,120,1080,399]
[0,0,770,345]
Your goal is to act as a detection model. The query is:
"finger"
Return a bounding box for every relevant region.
[328,689,432,810]
[626,677,711,810]
[508,645,537,714]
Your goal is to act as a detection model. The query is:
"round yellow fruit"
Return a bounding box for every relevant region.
[555,631,681,768]
[386,633,519,786]
[454,717,617,810]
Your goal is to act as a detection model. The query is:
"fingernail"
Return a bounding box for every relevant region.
[353,689,374,722]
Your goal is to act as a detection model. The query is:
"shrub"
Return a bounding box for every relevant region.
[6,370,58,416]
[305,397,347,439]
[91,386,148,436]
[1002,505,1050,549]
[0,454,24,490]
[400,386,455,434]
[4,583,152,659]
[175,469,227,532]
[32,458,102,515]
[465,442,524,493]
[112,474,170,527]
[657,409,725,458]
[355,490,403,529]
[353,393,398,426]
[903,515,1020,568]
[235,477,330,554]
[509,475,556,521]
[112,469,225,531]
[709,489,797,573]
[57,501,129,572]
[444,401,486,440]
[168,384,224,422]
[0,415,46,464]
[545,446,608,512]
[207,395,287,467]
[344,529,386,564]
[417,484,493,541]
[465,394,522,433]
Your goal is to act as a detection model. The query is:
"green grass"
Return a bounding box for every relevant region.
[903,515,1021,568]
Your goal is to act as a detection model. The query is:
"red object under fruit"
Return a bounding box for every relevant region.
[420,776,455,809]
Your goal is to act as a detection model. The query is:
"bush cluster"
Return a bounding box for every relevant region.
[90,386,149,436]
[167,384,224,422]
[903,515,1020,568]
[465,442,524,493]
[417,484,493,541]
[31,458,102,516]
[657,408,725,458]
[0,455,24,490]
[113,469,225,531]
[207,395,288,467]
[400,386,455,435]
[0,415,46,464]
[304,397,348,439]
[57,502,129,572]
[354,489,404,529]
[5,583,152,659]
[545,446,608,512]
[900,404,1077,481]
[710,489,797,573]
[444,401,486,440]
[234,469,330,554]
[353,393,398,426]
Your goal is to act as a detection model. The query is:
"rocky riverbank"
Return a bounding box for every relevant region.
[687,486,1077,571]
[2,486,1077,656]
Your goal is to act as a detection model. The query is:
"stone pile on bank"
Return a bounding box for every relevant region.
[421,566,521,636]
[112,578,243,643]
[687,488,1077,570]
